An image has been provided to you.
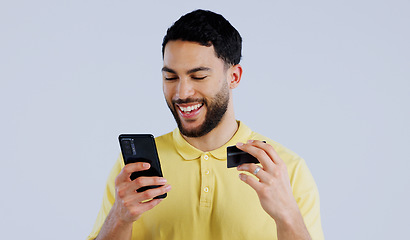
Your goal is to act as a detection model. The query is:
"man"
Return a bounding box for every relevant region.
[88,9,324,240]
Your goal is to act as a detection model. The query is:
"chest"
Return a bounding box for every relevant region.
[132,155,277,239]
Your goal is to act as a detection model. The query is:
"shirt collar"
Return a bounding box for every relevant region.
[172,121,253,161]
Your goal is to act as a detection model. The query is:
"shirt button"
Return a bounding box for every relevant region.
[205,170,210,175]
[204,155,209,160]
[204,187,209,192]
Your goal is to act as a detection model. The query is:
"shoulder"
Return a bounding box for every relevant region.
[247,129,316,189]
[154,130,180,158]
[154,130,174,149]
[249,128,319,197]
[248,130,304,168]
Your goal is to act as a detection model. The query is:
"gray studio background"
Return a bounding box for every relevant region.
[1,0,409,239]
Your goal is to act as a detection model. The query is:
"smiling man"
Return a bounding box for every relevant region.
[162,39,239,151]
[88,10,324,240]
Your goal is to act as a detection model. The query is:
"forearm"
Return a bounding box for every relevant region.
[275,211,311,240]
[95,208,133,240]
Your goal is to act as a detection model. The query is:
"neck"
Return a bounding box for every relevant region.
[182,110,238,152]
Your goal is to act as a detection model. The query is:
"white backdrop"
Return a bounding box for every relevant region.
[1,0,409,239]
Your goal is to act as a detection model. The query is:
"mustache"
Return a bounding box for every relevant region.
[172,98,205,105]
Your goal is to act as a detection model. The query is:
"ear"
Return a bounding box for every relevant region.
[227,64,243,89]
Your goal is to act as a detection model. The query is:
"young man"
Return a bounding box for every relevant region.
[88,10,324,240]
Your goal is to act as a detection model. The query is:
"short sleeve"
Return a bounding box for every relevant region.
[290,158,325,240]
[86,156,123,240]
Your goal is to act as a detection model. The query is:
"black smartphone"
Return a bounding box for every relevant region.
[118,134,167,199]
[226,141,265,168]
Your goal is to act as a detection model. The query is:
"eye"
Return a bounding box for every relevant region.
[192,76,207,80]
[164,76,178,81]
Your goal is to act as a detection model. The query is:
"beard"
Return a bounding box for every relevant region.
[166,81,230,138]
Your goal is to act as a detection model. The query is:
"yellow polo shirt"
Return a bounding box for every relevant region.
[87,122,324,240]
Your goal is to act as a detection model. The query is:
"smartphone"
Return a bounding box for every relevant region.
[118,134,167,199]
[226,141,265,168]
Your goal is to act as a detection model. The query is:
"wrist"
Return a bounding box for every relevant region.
[274,209,311,240]
[111,203,138,225]
[96,207,134,240]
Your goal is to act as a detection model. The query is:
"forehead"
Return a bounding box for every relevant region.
[163,40,224,70]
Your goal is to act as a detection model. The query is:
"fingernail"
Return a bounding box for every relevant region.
[238,165,248,171]
[239,174,247,181]
[143,163,150,168]
[236,142,244,147]
[159,178,167,184]
[247,140,254,143]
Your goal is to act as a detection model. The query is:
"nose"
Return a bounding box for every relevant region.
[176,78,195,100]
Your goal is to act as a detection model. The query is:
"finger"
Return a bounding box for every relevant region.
[135,184,172,202]
[121,196,164,218]
[116,162,151,185]
[239,173,262,192]
[129,177,167,194]
[249,140,284,165]
[236,142,274,171]
[237,163,271,183]
[137,198,164,213]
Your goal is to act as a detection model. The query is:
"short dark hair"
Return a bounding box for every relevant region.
[162,9,242,66]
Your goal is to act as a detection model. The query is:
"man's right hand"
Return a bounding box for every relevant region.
[113,162,171,222]
[96,162,171,240]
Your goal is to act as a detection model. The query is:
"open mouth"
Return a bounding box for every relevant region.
[176,103,204,117]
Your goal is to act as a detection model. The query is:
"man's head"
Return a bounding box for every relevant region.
[162,9,242,67]
[162,10,243,138]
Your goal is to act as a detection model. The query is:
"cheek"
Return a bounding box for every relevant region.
[204,82,224,96]
[163,84,173,98]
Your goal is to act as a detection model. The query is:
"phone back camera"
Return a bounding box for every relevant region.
[122,140,133,155]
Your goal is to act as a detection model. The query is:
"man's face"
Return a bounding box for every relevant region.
[162,40,230,137]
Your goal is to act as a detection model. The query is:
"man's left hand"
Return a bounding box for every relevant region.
[236,140,311,239]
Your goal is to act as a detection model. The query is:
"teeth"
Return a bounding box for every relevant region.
[179,103,202,113]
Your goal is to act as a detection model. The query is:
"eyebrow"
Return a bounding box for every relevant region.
[161,66,211,74]
[161,67,176,74]
[187,67,211,74]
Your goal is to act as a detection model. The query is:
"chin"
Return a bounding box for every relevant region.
[179,122,204,136]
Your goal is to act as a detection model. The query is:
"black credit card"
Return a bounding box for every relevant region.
[226,141,265,168]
